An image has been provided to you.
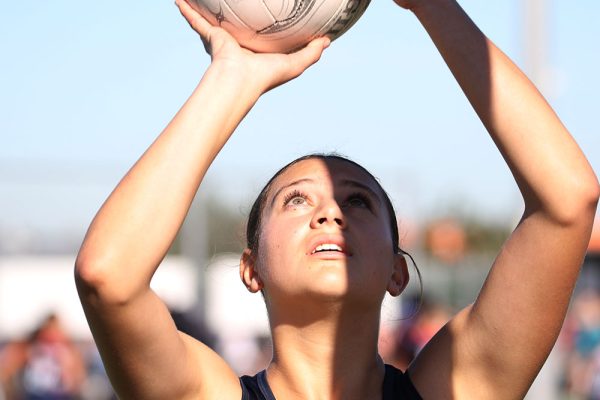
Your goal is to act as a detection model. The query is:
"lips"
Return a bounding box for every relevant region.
[306,235,352,256]
[312,243,343,254]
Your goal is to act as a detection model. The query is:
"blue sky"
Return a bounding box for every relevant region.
[1,0,598,239]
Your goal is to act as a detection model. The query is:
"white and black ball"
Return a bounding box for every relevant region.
[188,0,370,53]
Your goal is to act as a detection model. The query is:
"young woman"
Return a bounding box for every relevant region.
[74,0,599,398]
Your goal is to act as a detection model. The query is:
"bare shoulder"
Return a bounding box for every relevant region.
[407,305,525,399]
[407,306,476,399]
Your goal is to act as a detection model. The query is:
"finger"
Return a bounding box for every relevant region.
[175,0,213,38]
[284,37,330,77]
[393,0,414,10]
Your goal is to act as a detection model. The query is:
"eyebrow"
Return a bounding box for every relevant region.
[270,178,315,208]
[269,177,383,208]
[339,179,382,203]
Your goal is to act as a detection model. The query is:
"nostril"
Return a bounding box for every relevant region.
[318,217,327,224]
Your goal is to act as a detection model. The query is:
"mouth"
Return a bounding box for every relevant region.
[311,243,344,254]
[307,236,352,257]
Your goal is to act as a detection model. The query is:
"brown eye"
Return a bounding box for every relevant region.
[345,193,371,209]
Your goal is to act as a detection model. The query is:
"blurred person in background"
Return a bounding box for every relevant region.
[561,289,600,399]
[73,0,599,399]
[0,314,86,400]
[379,297,451,371]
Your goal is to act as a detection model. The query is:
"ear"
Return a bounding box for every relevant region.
[240,248,264,293]
[387,253,409,297]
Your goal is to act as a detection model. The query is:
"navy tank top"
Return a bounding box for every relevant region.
[240,364,422,400]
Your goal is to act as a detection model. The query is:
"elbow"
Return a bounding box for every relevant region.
[74,245,114,290]
[575,175,599,220]
[550,175,600,226]
[74,251,101,290]
[74,251,113,303]
[591,178,600,211]
[74,250,136,306]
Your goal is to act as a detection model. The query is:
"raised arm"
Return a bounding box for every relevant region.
[74,2,329,399]
[396,0,600,398]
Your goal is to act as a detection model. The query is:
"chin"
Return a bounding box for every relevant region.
[309,271,384,306]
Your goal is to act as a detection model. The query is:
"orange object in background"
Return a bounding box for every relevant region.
[425,218,467,265]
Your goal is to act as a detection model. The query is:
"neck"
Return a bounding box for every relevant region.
[266,302,385,400]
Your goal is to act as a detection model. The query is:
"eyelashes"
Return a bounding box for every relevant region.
[345,192,372,209]
[282,190,372,210]
[283,189,308,206]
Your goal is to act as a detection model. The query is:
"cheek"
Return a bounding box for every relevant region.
[260,211,307,246]
[356,222,397,280]
[256,218,301,271]
[360,217,395,249]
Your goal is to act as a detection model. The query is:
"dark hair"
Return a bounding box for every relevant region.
[245,153,400,254]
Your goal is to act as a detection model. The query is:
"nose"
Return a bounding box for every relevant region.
[310,199,346,229]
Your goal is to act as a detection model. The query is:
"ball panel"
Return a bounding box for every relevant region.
[223,0,276,30]
[190,0,370,53]
[187,0,222,26]
[259,0,319,35]
[317,0,370,41]
[262,0,297,21]
[188,0,256,43]
[217,0,261,44]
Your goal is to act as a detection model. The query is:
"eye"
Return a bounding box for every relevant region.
[283,190,309,207]
[344,192,371,209]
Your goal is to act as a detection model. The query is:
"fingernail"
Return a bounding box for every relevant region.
[323,37,331,48]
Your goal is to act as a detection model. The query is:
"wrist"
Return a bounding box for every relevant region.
[180,61,262,147]
[204,60,265,103]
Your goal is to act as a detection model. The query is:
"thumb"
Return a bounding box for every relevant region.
[285,37,331,78]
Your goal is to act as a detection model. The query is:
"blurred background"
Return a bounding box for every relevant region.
[1,0,599,398]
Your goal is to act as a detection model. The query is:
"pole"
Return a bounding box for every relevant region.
[523,0,548,90]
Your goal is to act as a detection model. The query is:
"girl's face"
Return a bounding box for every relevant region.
[246,158,406,308]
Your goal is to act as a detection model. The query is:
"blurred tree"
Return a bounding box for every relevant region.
[462,217,511,255]
[170,194,246,256]
[423,215,511,260]
[204,195,246,255]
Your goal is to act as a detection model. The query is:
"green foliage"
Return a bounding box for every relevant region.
[462,218,511,254]
[204,196,247,256]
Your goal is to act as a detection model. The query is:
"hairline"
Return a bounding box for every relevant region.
[247,153,399,252]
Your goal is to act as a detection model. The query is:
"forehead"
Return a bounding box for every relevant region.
[269,158,383,195]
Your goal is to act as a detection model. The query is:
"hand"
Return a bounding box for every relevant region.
[393,0,420,10]
[394,0,441,13]
[175,0,330,94]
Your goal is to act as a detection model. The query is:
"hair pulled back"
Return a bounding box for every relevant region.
[245,153,401,254]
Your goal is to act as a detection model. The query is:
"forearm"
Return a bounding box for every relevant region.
[76,62,260,301]
[412,0,598,219]
[406,2,598,396]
